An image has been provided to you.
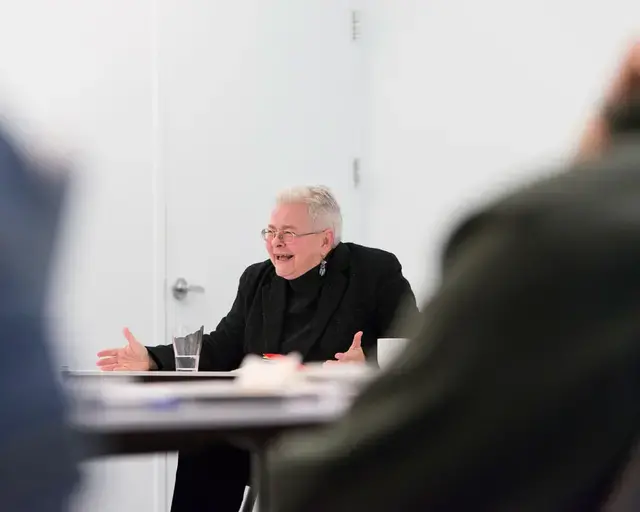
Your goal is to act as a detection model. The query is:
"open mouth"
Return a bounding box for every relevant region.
[275,254,293,262]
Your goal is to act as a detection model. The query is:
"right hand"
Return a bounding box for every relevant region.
[96,327,151,371]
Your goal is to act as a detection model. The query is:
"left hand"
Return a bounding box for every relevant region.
[324,331,365,366]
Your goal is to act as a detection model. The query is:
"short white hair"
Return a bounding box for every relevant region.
[276,185,343,245]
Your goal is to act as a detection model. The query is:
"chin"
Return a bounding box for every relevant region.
[274,263,295,279]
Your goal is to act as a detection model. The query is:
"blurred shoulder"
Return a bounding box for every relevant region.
[443,140,640,269]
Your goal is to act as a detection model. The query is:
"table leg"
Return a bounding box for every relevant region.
[241,486,257,512]
[251,449,270,512]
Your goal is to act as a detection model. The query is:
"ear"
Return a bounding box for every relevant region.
[322,229,334,251]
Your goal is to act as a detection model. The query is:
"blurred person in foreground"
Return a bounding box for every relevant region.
[267,41,640,512]
[96,185,418,511]
[0,125,79,510]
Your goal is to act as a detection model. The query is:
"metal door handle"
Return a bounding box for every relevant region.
[172,277,205,300]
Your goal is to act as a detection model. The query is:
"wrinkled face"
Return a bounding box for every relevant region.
[265,203,333,280]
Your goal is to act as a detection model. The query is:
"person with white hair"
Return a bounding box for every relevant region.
[96,184,418,511]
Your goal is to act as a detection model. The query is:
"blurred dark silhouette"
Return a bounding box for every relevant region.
[0,124,79,511]
[267,43,640,512]
[606,93,640,136]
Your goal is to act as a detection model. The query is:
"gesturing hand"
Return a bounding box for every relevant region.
[324,331,365,366]
[96,327,152,371]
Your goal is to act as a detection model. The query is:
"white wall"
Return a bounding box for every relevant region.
[0,0,162,369]
[363,0,640,303]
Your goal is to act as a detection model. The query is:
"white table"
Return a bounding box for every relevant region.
[67,370,357,512]
[67,370,237,377]
[63,369,236,382]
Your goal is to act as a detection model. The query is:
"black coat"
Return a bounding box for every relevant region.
[148,242,418,371]
[267,140,640,512]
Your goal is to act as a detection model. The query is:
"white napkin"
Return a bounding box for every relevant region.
[236,353,303,392]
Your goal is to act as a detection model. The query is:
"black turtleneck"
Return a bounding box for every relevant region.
[279,262,324,355]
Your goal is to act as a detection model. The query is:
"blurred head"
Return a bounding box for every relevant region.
[576,41,640,161]
[262,185,342,280]
[606,93,640,137]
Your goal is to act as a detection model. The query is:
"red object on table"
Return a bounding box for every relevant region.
[262,354,283,360]
[262,354,305,369]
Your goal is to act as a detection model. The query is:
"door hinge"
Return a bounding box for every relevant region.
[352,158,361,187]
[351,10,361,41]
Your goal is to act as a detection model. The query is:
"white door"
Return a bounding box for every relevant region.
[156,0,366,504]
[0,2,169,512]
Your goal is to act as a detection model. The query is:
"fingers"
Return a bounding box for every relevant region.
[327,333,364,365]
[350,331,363,350]
[96,356,118,367]
[123,327,139,347]
[323,360,340,367]
[96,349,119,358]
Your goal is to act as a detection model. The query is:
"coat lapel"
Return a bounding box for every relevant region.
[262,275,287,355]
[296,244,350,359]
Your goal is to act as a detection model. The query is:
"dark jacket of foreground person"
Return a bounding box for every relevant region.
[267,136,640,512]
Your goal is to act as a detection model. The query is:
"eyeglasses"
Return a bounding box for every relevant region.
[260,228,324,243]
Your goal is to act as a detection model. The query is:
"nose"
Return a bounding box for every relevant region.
[270,233,284,249]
